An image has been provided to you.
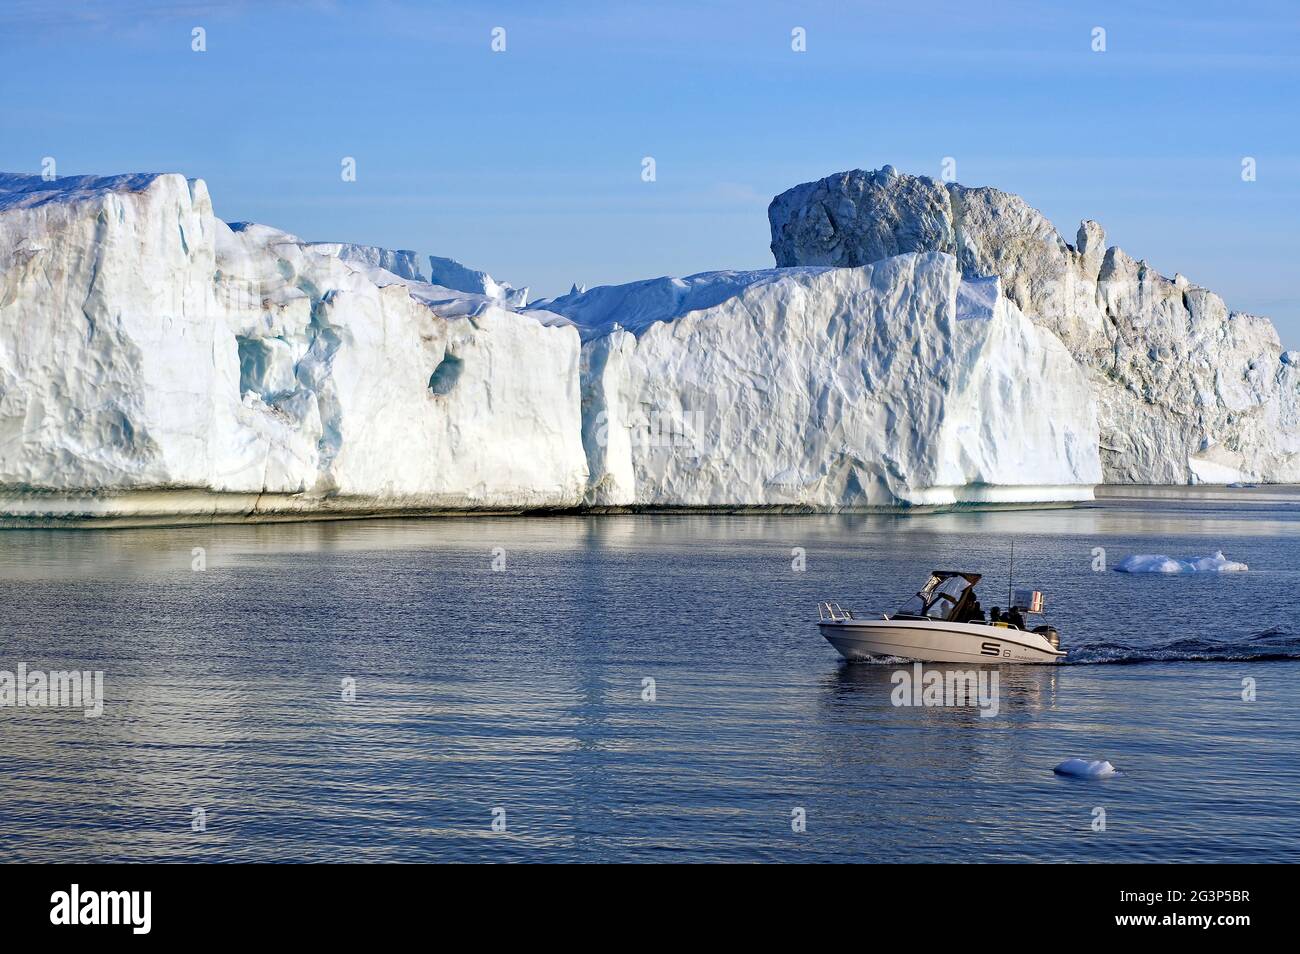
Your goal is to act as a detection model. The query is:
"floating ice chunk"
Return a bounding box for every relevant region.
[1185,551,1249,572]
[1115,551,1248,573]
[1115,554,1184,574]
[1053,758,1118,779]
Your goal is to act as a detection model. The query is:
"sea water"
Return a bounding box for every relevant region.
[0,486,1297,862]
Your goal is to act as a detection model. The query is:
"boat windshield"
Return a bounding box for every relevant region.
[896,575,940,616]
[924,575,969,620]
[895,573,972,621]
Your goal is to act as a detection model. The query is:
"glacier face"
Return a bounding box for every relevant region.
[539,254,1100,508]
[0,169,1102,524]
[0,172,587,522]
[770,166,1300,484]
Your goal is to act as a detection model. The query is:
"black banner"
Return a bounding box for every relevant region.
[0,863,1281,939]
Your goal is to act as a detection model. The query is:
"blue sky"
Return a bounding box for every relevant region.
[3,0,1298,344]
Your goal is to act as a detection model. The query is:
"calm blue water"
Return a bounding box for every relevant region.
[1,486,1298,862]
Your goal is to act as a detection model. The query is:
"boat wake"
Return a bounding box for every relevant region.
[1065,627,1300,664]
[841,654,912,666]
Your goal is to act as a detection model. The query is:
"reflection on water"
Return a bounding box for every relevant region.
[0,487,1298,861]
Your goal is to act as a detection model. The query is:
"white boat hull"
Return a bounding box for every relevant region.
[819,619,1065,664]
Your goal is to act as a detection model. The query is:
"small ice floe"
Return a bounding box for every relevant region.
[1114,550,1248,574]
[1226,481,1257,489]
[1053,758,1119,779]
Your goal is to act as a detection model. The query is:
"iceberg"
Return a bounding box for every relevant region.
[0,170,1106,523]
[770,167,1300,485]
[41,164,1300,522]
[1114,551,1248,573]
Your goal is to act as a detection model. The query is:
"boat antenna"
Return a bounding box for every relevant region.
[1007,539,1015,609]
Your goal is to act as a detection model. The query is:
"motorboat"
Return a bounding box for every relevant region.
[817,570,1066,664]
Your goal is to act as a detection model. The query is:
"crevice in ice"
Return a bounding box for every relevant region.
[80,207,109,342]
[947,185,966,269]
[297,300,344,473]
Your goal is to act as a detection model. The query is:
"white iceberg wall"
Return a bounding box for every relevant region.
[0,173,587,520]
[217,222,588,504]
[934,279,1099,501]
[769,167,1300,485]
[315,288,586,503]
[553,254,1099,508]
[0,173,223,490]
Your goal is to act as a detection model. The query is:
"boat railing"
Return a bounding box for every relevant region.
[817,601,854,622]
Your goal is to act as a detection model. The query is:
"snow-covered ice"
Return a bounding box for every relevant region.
[1114,551,1249,573]
[304,243,530,308]
[426,255,529,308]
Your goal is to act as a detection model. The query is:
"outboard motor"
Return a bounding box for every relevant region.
[1014,589,1060,650]
[1033,625,1061,650]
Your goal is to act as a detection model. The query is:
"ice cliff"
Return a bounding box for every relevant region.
[539,258,1099,508]
[770,165,1300,484]
[0,172,585,523]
